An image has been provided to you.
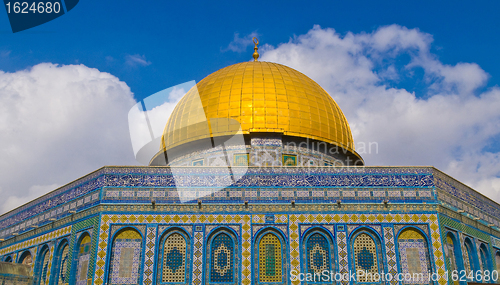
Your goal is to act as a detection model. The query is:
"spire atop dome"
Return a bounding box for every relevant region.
[252,37,259,61]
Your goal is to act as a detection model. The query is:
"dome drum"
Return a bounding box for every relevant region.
[150,133,363,167]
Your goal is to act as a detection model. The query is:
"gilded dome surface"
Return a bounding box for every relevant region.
[162,61,356,156]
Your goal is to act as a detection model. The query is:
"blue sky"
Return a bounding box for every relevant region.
[1,1,500,100]
[2,1,500,212]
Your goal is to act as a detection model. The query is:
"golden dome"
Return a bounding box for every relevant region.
[161,61,358,158]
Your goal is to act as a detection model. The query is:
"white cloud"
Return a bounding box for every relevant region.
[223,32,259,53]
[125,54,152,67]
[0,63,138,213]
[260,25,500,201]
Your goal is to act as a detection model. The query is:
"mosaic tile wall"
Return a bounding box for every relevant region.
[38,247,50,285]
[2,166,500,285]
[167,137,346,168]
[57,244,69,285]
[65,216,98,283]
[2,166,500,242]
[397,229,431,285]
[437,212,500,284]
[75,235,91,285]
[108,230,143,285]
[94,214,252,285]
[0,166,440,239]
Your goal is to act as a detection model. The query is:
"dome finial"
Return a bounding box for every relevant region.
[252,37,259,61]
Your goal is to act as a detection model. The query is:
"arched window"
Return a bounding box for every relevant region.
[35,245,51,285]
[72,234,91,285]
[257,231,284,284]
[479,244,490,272]
[208,231,237,284]
[352,231,383,283]
[4,255,12,262]
[54,240,69,285]
[463,238,477,275]
[445,234,458,273]
[107,228,143,285]
[18,250,32,266]
[397,228,432,284]
[303,231,333,278]
[158,230,190,284]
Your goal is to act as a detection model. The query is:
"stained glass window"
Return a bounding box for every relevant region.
[353,233,379,283]
[209,233,235,283]
[306,233,331,276]
[258,233,282,283]
[160,232,188,284]
[108,229,143,285]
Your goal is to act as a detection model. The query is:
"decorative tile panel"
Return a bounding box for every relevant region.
[93,214,251,285]
[143,227,156,285]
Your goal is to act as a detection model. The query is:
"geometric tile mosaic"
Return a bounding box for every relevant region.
[384,227,398,285]
[109,238,142,285]
[286,213,445,285]
[398,229,431,285]
[258,233,282,283]
[75,235,91,285]
[306,233,330,275]
[192,231,204,285]
[209,233,234,283]
[161,233,187,283]
[353,233,379,282]
[0,226,71,256]
[336,230,348,285]
[143,227,156,285]
[93,214,252,285]
[57,244,69,285]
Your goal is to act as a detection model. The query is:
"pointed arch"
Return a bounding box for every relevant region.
[107,228,143,285]
[396,227,432,284]
[350,228,384,283]
[495,250,500,273]
[255,228,286,284]
[71,233,91,285]
[463,237,478,275]
[206,228,238,284]
[302,228,334,278]
[157,228,190,284]
[53,239,70,285]
[4,255,12,262]
[479,243,491,272]
[34,244,51,285]
[444,232,466,285]
[18,250,33,265]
